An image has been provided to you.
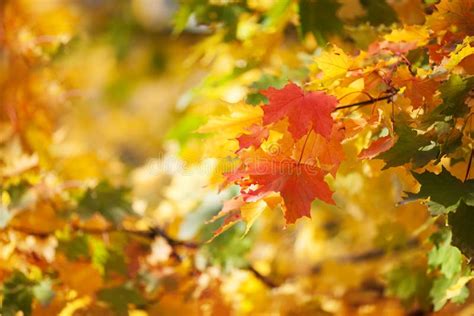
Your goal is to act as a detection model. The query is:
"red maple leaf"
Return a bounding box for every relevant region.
[261,82,337,140]
[358,135,394,159]
[237,124,269,152]
[227,155,334,224]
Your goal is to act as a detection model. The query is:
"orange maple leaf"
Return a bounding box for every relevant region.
[358,135,395,159]
[237,124,269,152]
[393,66,440,109]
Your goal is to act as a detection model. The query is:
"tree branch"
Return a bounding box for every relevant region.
[8,225,419,289]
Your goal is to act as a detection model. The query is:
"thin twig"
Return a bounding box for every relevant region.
[337,91,374,103]
[311,238,419,273]
[247,265,278,288]
[336,91,397,110]
[147,226,200,248]
[337,238,419,263]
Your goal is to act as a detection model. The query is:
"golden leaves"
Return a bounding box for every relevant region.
[54,256,103,296]
[427,0,474,36]
[384,26,430,46]
[312,45,352,86]
[197,103,263,136]
[442,37,474,71]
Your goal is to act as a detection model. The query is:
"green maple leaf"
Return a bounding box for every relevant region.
[449,202,474,258]
[298,0,343,45]
[428,229,462,279]
[377,125,437,169]
[430,276,469,311]
[173,1,247,40]
[405,168,474,215]
[58,234,90,260]
[428,229,471,311]
[263,0,293,29]
[246,74,287,106]
[1,271,34,316]
[360,0,398,26]
[438,75,474,118]
[77,181,134,225]
[90,237,127,278]
[422,75,474,129]
[166,115,206,145]
[32,279,54,306]
[97,285,146,316]
[386,265,432,308]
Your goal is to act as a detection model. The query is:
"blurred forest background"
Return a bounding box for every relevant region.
[1,0,474,315]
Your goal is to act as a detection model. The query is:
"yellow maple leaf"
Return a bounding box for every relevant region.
[313,45,352,85]
[384,25,430,46]
[197,103,263,137]
[241,199,268,235]
[443,36,474,70]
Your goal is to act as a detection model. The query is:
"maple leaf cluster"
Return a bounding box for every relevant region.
[224,83,339,225]
[207,0,474,248]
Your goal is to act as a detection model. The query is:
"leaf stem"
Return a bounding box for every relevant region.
[465,149,473,182]
[298,129,312,164]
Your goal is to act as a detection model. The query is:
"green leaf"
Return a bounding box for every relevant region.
[166,115,207,145]
[428,229,471,311]
[298,0,343,45]
[173,3,192,34]
[77,181,134,225]
[430,276,452,311]
[246,74,287,105]
[89,237,127,278]
[423,75,474,128]
[199,221,253,270]
[104,250,127,278]
[32,279,54,306]
[360,0,398,26]
[57,234,90,261]
[377,125,435,169]
[90,237,108,273]
[3,180,30,208]
[452,285,470,304]
[425,201,458,216]
[174,1,248,41]
[1,270,34,316]
[105,78,132,103]
[263,0,293,29]
[428,229,462,279]
[97,285,146,316]
[438,75,474,118]
[449,202,474,258]
[386,265,432,308]
[406,168,474,214]
[0,204,12,229]
[430,275,470,311]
